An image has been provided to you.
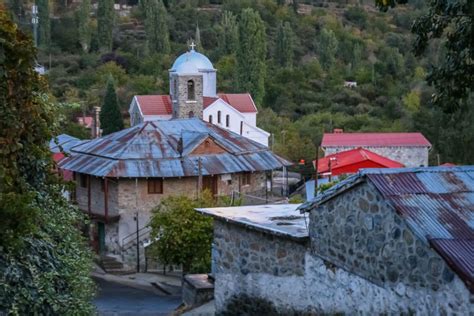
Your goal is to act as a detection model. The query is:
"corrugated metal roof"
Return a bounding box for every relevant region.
[321,132,431,147]
[298,166,474,292]
[59,118,291,178]
[49,134,83,154]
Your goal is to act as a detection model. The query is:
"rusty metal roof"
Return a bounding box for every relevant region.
[49,134,83,154]
[59,118,291,178]
[299,166,474,291]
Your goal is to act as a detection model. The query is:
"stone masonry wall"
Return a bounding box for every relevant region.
[310,182,456,290]
[324,146,429,167]
[213,220,307,277]
[172,74,204,119]
[75,171,267,266]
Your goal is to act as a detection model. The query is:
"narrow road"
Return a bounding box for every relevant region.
[93,278,181,316]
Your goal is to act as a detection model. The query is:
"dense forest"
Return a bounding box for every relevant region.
[6,0,474,166]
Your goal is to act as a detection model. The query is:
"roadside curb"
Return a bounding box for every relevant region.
[92,272,159,295]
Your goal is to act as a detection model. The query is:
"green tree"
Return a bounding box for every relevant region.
[148,191,215,273]
[36,0,50,48]
[195,23,201,50]
[0,11,94,313]
[236,8,267,105]
[77,0,91,52]
[275,21,294,67]
[100,75,124,135]
[97,0,114,52]
[218,11,238,56]
[377,0,473,113]
[142,0,171,54]
[316,27,338,70]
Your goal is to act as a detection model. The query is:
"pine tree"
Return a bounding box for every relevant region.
[142,0,170,54]
[97,0,114,52]
[218,11,238,56]
[77,0,91,52]
[236,8,267,106]
[100,75,124,135]
[36,0,50,48]
[276,21,294,68]
[195,23,201,50]
[316,28,338,70]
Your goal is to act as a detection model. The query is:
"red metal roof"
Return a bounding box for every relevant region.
[315,148,404,176]
[136,94,257,116]
[217,93,257,113]
[321,132,431,147]
[136,95,172,116]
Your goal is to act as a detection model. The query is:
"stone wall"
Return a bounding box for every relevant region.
[74,171,267,266]
[324,146,429,167]
[213,220,307,277]
[172,74,204,119]
[310,182,455,290]
[213,182,473,314]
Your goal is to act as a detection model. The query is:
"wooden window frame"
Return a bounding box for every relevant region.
[148,178,163,194]
[242,172,251,186]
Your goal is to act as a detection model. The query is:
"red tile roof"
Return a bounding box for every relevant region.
[77,116,93,128]
[321,132,431,147]
[136,95,172,115]
[136,94,257,116]
[315,148,404,176]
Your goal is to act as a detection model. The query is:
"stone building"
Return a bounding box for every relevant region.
[129,44,270,146]
[59,118,290,269]
[321,130,431,167]
[199,166,473,314]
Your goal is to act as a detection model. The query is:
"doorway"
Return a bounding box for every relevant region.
[202,176,217,196]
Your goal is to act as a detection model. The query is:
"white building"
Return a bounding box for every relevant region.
[129,45,270,146]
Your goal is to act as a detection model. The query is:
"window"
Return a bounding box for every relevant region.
[240,121,243,135]
[148,179,163,194]
[187,80,195,100]
[173,78,178,95]
[209,115,213,123]
[80,174,87,188]
[242,172,251,186]
[188,111,194,118]
[217,111,221,124]
[226,115,230,127]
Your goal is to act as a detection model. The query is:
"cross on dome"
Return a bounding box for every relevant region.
[189,41,196,51]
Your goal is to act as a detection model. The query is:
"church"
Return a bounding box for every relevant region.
[128,43,270,146]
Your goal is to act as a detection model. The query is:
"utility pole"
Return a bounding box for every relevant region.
[32,5,39,48]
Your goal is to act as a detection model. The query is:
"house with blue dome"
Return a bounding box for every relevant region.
[128,44,270,146]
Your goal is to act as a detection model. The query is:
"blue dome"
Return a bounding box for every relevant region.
[171,49,215,72]
[174,59,199,74]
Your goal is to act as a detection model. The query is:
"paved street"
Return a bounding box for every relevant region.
[93,278,181,316]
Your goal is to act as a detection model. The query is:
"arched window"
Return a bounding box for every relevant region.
[187,80,195,100]
[217,111,221,124]
[226,115,230,127]
[173,78,178,96]
[208,115,213,123]
[188,111,194,118]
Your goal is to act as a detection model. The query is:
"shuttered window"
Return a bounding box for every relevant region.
[148,179,163,194]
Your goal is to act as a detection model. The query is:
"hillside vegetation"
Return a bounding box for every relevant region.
[7,0,473,165]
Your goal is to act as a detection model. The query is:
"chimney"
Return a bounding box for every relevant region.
[92,106,102,138]
[334,128,343,134]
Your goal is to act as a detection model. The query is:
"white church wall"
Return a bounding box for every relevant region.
[201,71,217,97]
[242,112,257,127]
[204,100,244,135]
